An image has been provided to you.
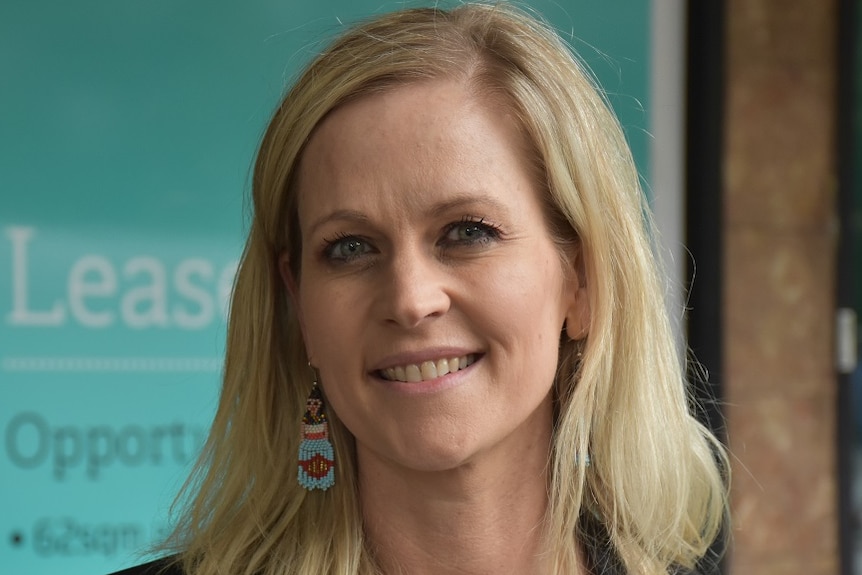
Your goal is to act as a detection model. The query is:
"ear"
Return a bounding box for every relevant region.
[563,242,590,341]
[279,252,315,362]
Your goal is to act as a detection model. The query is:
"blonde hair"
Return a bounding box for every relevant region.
[164,3,728,574]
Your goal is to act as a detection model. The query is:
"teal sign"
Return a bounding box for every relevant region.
[0,2,650,573]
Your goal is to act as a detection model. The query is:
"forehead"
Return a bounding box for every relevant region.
[303,81,496,175]
[295,80,539,225]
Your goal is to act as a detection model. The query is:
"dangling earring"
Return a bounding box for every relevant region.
[574,341,590,467]
[297,370,335,491]
[575,339,585,372]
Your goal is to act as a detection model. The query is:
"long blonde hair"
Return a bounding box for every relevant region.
[164,3,728,574]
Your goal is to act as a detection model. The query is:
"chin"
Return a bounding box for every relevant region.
[361,434,482,475]
[400,433,495,473]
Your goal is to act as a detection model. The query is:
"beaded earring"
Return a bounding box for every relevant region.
[297,378,335,491]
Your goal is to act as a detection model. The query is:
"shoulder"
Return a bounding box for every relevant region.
[106,556,184,575]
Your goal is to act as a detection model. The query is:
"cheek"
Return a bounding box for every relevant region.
[298,283,338,363]
[491,253,567,321]
[510,262,567,363]
[475,258,566,363]
[298,280,367,371]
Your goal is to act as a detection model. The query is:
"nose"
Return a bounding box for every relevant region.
[381,248,451,328]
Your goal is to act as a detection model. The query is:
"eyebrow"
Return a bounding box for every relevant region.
[428,193,511,219]
[305,192,511,237]
[306,209,371,238]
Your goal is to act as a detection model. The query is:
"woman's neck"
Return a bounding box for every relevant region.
[357,407,574,575]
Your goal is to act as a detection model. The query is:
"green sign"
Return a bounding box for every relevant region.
[0,2,650,573]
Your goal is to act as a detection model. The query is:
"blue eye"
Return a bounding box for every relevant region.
[324,235,373,262]
[443,219,501,245]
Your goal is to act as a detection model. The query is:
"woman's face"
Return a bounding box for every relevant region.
[286,79,588,474]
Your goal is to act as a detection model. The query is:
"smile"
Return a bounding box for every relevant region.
[378,354,477,383]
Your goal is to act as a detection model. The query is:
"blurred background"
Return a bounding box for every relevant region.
[0,1,858,574]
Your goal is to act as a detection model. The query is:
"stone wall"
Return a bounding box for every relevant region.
[724,0,839,573]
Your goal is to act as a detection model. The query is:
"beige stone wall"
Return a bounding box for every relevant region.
[724,0,839,573]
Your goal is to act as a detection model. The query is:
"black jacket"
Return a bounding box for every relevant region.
[108,557,183,575]
[107,520,719,575]
[108,549,626,575]
[108,552,717,575]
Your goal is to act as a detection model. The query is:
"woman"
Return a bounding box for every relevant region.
[113,3,728,574]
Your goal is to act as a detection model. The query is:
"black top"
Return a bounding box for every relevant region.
[108,557,183,575]
[108,553,716,575]
[107,555,617,575]
[104,516,617,574]
[107,545,627,575]
[107,521,718,575]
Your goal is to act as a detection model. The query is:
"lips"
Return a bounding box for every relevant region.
[378,354,477,383]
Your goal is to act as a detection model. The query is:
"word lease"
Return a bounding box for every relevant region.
[4,226,237,330]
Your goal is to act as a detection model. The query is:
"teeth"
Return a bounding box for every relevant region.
[381,354,475,383]
[420,361,437,380]
[437,358,450,377]
[405,364,421,382]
